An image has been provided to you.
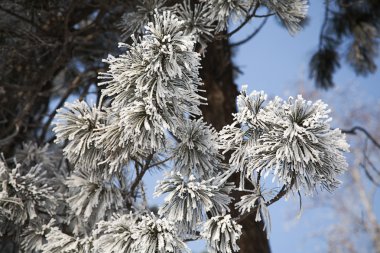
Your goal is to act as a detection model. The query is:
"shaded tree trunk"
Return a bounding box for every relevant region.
[200,37,271,253]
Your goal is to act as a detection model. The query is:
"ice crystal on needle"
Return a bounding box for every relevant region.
[202,215,242,253]
[155,173,232,234]
[172,119,223,178]
[130,213,190,253]
[261,0,308,34]
[53,100,104,168]
[251,95,349,193]
[0,1,353,252]
[94,213,137,253]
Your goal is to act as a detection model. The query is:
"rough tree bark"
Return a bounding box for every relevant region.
[199,37,271,253]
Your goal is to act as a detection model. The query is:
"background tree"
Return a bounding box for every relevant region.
[309,0,380,89]
[0,0,378,253]
[293,83,380,253]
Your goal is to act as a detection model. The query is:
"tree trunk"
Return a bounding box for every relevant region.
[200,37,271,253]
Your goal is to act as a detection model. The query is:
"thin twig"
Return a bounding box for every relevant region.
[364,153,380,175]
[227,2,260,37]
[0,126,19,148]
[265,185,287,206]
[39,76,82,143]
[230,16,268,47]
[130,154,154,197]
[341,126,380,149]
[360,163,380,186]
[0,6,46,33]
[256,170,262,189]
[237,179,294,223]
[149,156,173,168]
[253,13,275,18]
[131,158,144,169]
[266,176,295,206]
[318,0,330,50]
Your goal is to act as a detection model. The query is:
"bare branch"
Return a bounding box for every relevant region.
[230,16,268,47]
[341,126,380,149]
[148,156,173,168]
[227,2,260,37]
[39,76,83,143]
[130,154,154,197]
[253,13,275,18]
[0,5,46,33]
[265,185,287,206]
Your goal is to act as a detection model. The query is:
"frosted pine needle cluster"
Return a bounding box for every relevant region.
[250,95,350,193]
[0,1,351,253]
[202,215,242,253]
[155,173,233,234]
[94,213,137,253]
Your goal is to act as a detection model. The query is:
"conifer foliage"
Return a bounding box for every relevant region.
[0,1,349,252]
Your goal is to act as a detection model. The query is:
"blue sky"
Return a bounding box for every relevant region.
[145,1,380,252]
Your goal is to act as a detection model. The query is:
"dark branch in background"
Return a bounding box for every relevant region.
[359,137,380,186]
[309,0,341,89]
[343,125,380,186]
[149,156,173,168]
[310,0,380,89]
[0,5,46,33]
[0,126,19,147]
[230,16,268,47]
[227,2,260,37]
[256,170,262,189]
[253,13,275,18]
[318,0,330,51]
[342,126,380,149]
[360,163,380,186]
[130,154,154,198]
[364,153,380,176]
[39,75,83,143]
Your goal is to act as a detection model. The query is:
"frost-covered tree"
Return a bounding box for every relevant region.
[0,0,361,252]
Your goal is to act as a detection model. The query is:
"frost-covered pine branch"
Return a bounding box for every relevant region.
[155,172,233,235]
[0,1,352,253]
[201,215,242,253]
[261,0,308,34]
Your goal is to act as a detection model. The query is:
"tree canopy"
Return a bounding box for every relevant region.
[0,0,379,252]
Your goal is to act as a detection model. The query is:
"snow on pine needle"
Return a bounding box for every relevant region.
[119,0,168,39]
[53,100,104,169]
[130,213,190,253]
[200,0,251,32]
[251,95,349,194]
[175,1,215,52]
[261,0,309,35]
[30,1,350,251]
[65,169,123,224]
[20,218,53,253]
[218,87,268,189]
[0,160,28,228]
[154,172,233,234]
[117,99,169,152]
[172,118,223,179]
[94,213,137,253]
[42,226,94,253]
[220,89,349,195]
[0,160,58,223]
[99,41,204,120]
[15,141,61,169]
[201,214,242,253]
[142,11,198,80]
